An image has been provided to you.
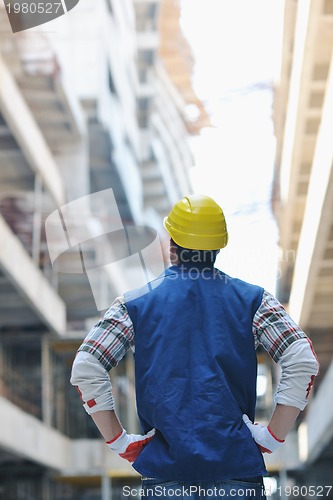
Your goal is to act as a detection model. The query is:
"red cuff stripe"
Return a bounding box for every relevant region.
[258,444,272,454]
[267,426,285,443]
[306,338,320,374]
[306,374,316,399]
[106,430,123,445]
[75,386,83,401]
[87,399,96,408]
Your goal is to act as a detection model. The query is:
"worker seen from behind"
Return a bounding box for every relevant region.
[71,194,319,500]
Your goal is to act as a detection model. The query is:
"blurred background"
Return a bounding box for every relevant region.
[0,0,332,498]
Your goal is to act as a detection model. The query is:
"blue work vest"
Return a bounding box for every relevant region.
[124,264,267,481]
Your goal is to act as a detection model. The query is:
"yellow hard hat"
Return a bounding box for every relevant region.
[163,194,228,250]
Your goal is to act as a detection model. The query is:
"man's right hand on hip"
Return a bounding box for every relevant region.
[243,414,285,454]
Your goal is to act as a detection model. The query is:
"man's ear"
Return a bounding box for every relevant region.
[169,239,178,264]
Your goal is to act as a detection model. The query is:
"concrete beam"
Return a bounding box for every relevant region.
[143,179,165,197]
[136,82,155,98]
[53,73,86,140]
[278,0,319,271]
[68,439,138,478]
[288,51,333,327]
[279,0,320,203]
[0,396,138,477]
[136,31,159,49]
[0,214,66,336]
[19,89,58,102]
[0,54,65,207]
[134,0,160,3]
[0,396,71,471]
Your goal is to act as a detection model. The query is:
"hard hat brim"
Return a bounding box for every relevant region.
[163,216,228,251]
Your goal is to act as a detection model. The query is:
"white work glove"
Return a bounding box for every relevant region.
[243,414,284,454]
[107,428,155,462]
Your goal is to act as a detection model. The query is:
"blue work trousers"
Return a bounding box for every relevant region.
[141,477,266,500]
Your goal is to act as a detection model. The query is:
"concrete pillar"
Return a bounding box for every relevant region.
[0,340,5,397]
[32,174,43,264]
[126,354,138,432]
[41,336,53,427]
[42,474,51,500]
[55,140,90,203]
[101,473,112,500]
[279,469,289,500]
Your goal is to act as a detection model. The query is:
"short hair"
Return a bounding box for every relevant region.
[171,239,219,264]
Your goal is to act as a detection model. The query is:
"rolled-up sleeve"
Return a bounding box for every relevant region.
[274,338,319,410]
[253,290,320,410]
[70,296,135,414]
[70,351,115,414]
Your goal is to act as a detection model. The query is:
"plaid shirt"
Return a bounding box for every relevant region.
[253,291,307,362]
[78,290,307,372]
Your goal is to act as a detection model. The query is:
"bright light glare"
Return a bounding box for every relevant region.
[256,374,268,397]
[298,422,308,462]
[263,476,278,495]
[180,0,284,292]
[181,0,284,98]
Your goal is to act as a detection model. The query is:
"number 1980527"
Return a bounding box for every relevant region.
[277,485,332,497]
[6,3,62,14]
